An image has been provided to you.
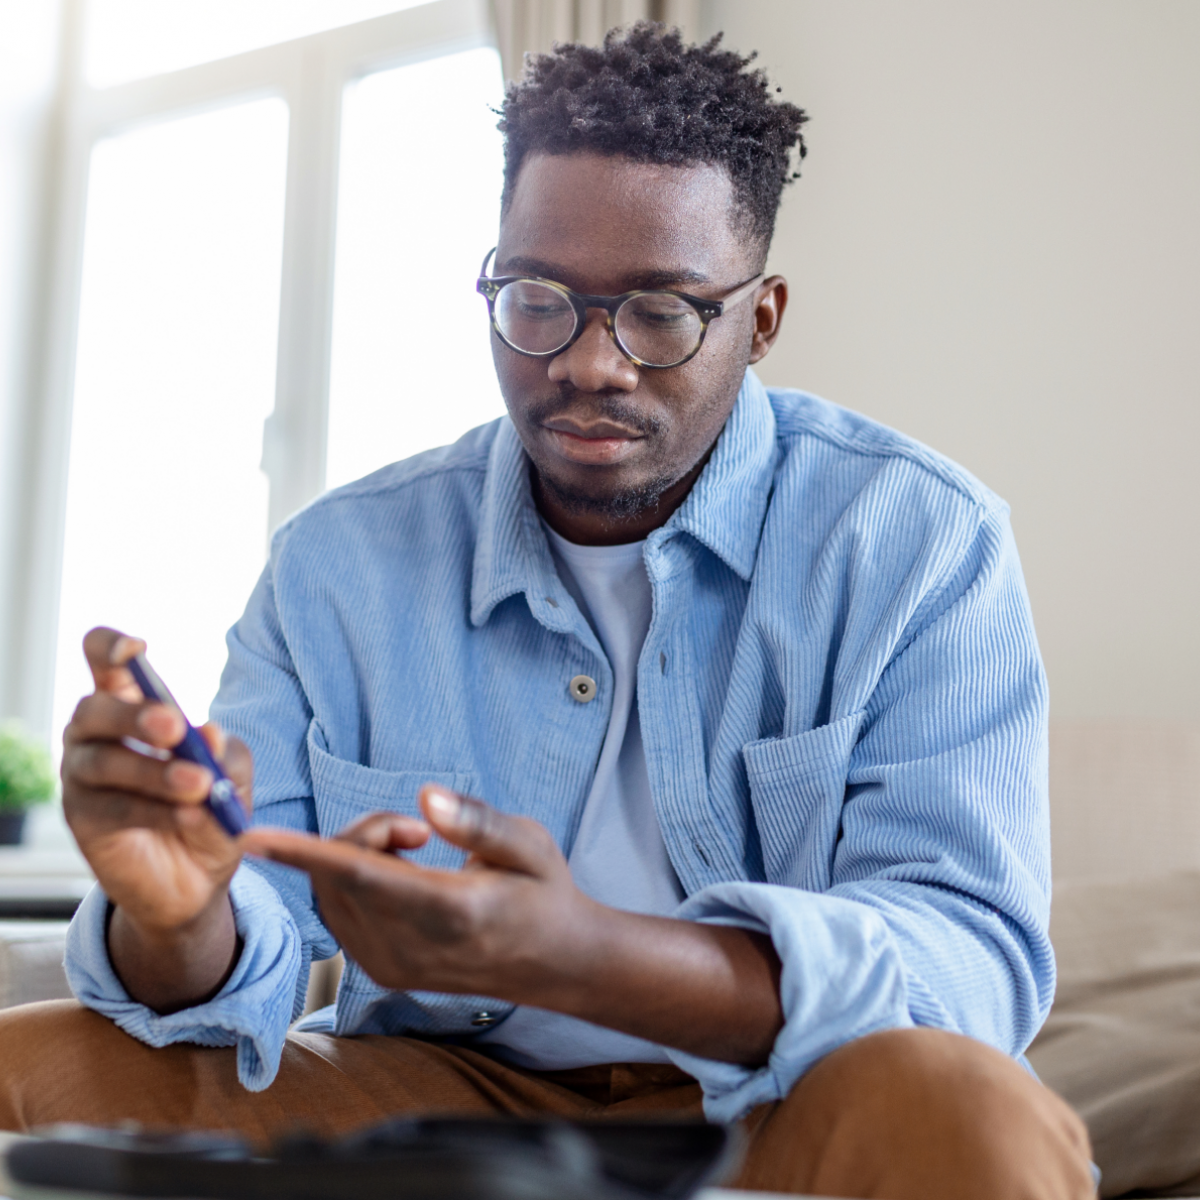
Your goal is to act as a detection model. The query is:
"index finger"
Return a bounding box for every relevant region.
[243,827,386,873]
[82,627,147,699]
[243,827,426,890]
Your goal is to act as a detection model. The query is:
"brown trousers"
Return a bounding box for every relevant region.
[0,1002,1093,1200]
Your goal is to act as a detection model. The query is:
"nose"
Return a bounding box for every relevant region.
[546,308,639,393]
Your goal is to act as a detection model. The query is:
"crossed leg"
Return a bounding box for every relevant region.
[0,1002,1093,1199]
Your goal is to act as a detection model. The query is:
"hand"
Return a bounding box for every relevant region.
[246,788,784,1064]
[61,627,252,1008]
[245,787,594,999]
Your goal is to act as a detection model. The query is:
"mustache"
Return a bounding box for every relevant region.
[524,387,664,438]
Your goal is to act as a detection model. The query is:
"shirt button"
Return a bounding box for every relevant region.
[471,1011,498,1028]
[569,674,597,703]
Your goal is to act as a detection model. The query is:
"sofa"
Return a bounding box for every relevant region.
[1028,719,1200,1196]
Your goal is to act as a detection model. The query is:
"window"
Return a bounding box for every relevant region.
[36,0,504,747]
[84,0,437,87]
[51,99,288,735]
[326,47,504,489]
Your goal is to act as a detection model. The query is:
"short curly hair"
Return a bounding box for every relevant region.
[498,22,808,258]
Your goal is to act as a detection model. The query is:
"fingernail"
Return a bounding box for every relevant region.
[137,705,173,738]
[110,636,143,666]
[166,761,209,793]
[425,787,460,824]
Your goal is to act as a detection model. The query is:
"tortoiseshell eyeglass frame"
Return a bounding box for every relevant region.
[475,248,764,369]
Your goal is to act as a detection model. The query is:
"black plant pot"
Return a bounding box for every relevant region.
[0,810,28,845]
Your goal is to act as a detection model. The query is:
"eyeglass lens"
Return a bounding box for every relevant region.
[494,281,576,355]
[492,280,704,367]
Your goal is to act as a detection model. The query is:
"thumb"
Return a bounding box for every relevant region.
[82,627,147,700]
[419,785,558,877]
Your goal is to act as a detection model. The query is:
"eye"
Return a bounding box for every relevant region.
[623,294,694,323]
[632,308,690,327]
[516,298,570,320]
[500,281,573,321]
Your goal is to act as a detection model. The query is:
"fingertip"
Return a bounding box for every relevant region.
[420,784,462,827]
[332,811,431,854]
[418,790,553,876]
[221,737,254,800]
[82,628,144,693]
[388,814,432,851]
[199,721,227,760]
[109,634,146,667]
[137,702,184,746]
[164,759,213,801]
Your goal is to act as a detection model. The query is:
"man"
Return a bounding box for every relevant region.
[0,24,1092,1200]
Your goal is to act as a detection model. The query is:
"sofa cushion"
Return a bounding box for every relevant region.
[0,921,72,1009]
[1029,871,1200,1197]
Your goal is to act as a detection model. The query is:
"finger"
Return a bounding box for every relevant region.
[198,722,226,761]
[66,691,185,751]
[420,786,558,877]
[220,735,254,814]
[243,827,375,875]
[68,792,245,894]
[196,725,253,816]
[243,827,435,891]
[64,740,213,805]
[67,785,221,841]
[82,627,147,700]
[334,811,432,854]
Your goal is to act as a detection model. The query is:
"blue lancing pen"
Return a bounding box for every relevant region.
[124,653,248,837]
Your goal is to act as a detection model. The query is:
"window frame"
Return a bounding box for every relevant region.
[12,0,496,740]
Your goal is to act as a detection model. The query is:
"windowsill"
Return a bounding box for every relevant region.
[0,807,92,917]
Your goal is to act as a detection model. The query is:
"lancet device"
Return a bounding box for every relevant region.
[125,653,248,837]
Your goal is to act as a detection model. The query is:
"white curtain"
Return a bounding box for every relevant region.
[491,0,701,85]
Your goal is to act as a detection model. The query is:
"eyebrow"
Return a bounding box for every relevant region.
[496,255,712,292]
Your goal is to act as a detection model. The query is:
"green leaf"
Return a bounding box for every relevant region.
[0,723,57,811]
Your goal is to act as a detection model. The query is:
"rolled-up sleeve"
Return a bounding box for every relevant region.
[665,510,1052,1122]
[666,884,911,1121]
[64,865,303,1090]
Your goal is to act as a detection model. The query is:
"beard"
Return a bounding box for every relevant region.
[534,461,677,520]
[523,388,678,520]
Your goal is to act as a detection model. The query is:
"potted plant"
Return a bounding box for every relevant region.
[0,723,56,845]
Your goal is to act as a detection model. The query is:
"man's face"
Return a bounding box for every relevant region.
[490,153,779,532]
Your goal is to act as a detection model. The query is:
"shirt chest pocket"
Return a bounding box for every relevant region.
[742,710,866,892]
[307,724,480,872]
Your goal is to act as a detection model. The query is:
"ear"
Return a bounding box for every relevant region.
[748,276,788,364]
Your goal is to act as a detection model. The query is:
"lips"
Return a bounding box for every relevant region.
[541,416,643,466]
[542,417,642,440]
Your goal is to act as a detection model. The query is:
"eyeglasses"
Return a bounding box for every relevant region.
[476,249,764,369]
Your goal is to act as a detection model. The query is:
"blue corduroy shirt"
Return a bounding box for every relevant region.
[66,369,1053,1122]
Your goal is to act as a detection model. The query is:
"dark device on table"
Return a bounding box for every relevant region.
[125,653,248,838]
[5,1117,739,1200]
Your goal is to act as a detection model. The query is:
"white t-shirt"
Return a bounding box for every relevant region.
[473,526,685,1068]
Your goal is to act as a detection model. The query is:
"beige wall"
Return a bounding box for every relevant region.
[700,1,1200,720]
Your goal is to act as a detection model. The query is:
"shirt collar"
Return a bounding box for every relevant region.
[652,367,778,581]
[470,368,778,627]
